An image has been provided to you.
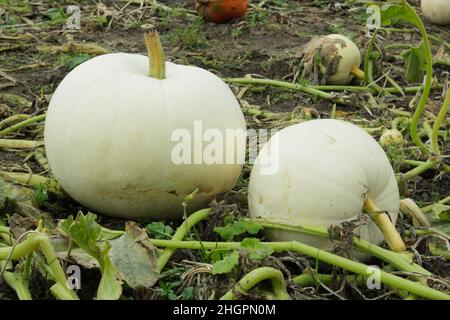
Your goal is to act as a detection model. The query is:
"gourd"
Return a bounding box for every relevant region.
[421,0,450,25]
[196,0,248,24]
[248,119,405,253]
[301,34,363,85]
[44,25,246,219]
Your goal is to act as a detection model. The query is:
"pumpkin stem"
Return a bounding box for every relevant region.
[141,24,166,80]
[364,197,406,252]
[350,66,365,80]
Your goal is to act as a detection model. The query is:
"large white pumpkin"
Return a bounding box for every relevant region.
[45,32,246,219]
[248,119,400,250]
[421,0,450,25]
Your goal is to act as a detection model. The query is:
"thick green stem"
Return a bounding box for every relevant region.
[2,271,32,300]
[142,24,166,80]
[422,196,450,213]
[364,197,406,252]
[366,59,387,95]
[0,139,44,149]
[150,239,449,300]
[431,87,450,156]
[350,66,365,81]
[225,77,346,105]
[402,1,433,153]
[308,84,441,94]
[0,114,30,130]
[157,208,210,272]
[0,171,60,193]
[398,159,440,182]
[246,218,429,280]
[0,114,46,137]
[0,233,78,299]
[293,272,365,287]
[50,283,78,300]
[220,267,289,300]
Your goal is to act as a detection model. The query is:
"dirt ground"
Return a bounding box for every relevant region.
[0,0,449,300]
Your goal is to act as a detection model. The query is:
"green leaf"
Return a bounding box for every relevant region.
[109,222,159,289]
[43,7,68,25]
[182,286,194,300]
[433,222,450,236]
[240,238,274,261]
[430,204,450,222]
[146,221,174,239]
[212,250,240,274]
[59,212,101,259]
[380,3,418,27]
[33,183,49,206]
[97,242,123,300]
[402,41,426,83]
[214,220,262,241]
[65,54,92,70]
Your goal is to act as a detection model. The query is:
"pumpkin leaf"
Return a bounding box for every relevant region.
[214,220,262,241]
[211,250,240,274]
[430,204,450,222]
[240,238,274,261]
[433,223,450,237]
[109,222,159,289]
[65,54,92,70]
[59,212,101,260]
[42,7,67,25]
[402,41,426,83]
[380,3,418,27]
[97,242,123,300]
[181,286,194,300]
[146,221,174,240]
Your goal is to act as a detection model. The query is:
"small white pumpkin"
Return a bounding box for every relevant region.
[44,26,246,219]
[248,119,400,251]
[302,34,362,85]
[421,0,450,25]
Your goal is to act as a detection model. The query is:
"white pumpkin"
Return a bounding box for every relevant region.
[248,119,400,250]
[421,0,450,25]
[45,28,246,219]
[302,34,362,85]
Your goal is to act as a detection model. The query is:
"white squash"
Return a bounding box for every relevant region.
[421,0,450,25]
[44,26,246,219]
[248,119,402,251]
[302,34,362,85]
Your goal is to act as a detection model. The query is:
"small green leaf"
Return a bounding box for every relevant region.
[402,41,426,83]
[240,238,274,261]
[65,54,92,70]
[146,221,174,239]
[43,7,68,25]
[60,212,101,259]
[97,242,123,300]
[214,220,262,241]
[182,286,194,300]
[430,204,450,222]
[33,183,49,206]
[212,250,240,274]
[433,222,450,236]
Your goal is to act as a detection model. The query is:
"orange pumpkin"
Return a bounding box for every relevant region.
[196,0,248,24]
